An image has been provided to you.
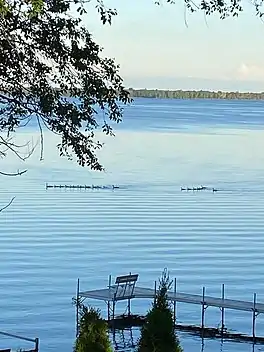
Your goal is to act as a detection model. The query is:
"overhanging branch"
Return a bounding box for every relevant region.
[0,169,27,176]
[0,196,15,212]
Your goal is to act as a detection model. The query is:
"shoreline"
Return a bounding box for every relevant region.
[128,88,264,100]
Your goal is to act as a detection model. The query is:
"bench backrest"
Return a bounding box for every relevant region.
[115,274,138,284]
[114,274,138,299]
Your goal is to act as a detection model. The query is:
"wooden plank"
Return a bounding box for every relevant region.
[115,274,138,284]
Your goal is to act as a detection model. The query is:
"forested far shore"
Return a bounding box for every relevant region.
[128,88,264,100]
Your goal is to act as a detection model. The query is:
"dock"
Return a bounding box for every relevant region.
[76,273,264,344]
[45,183,120,190]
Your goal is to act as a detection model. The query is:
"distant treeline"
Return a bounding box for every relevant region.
[128,88,264,100]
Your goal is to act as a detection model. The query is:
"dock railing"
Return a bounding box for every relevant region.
[0,330,39,352]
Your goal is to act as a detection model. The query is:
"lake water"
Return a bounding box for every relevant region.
[1,98,264,352]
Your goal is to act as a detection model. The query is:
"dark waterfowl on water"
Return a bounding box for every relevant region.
[46,183,121,190]
[180,185,215,192]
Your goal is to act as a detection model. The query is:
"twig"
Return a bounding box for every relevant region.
[0,196,15,212]
[0,135,37,161]
[184,3,189,27]
[0,169,27,176]
[36,115,44,161]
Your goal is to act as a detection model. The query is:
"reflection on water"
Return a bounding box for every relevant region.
[1,99,264,352]
[110,328,264,352]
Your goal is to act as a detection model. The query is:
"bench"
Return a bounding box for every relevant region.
[113,274,138,300]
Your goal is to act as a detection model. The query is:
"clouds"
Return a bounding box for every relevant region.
[236,63,264,81]
[87,0,264,90]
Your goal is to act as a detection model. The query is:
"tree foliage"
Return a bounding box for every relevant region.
[157,0,264,19]
[75,303,113,352]
[0,0,262,177]
[0,0,131,172]
[0,0,44,17]
[137,269,182,352]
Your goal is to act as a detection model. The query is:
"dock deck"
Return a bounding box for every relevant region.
[80,285,264,313]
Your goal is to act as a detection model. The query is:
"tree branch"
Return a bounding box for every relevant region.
[0,135,37,161]
[0,196,15,212]
[36,115,44,161]
[0,169,27,176]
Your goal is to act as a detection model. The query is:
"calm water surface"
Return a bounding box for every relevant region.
[1,98,264,352]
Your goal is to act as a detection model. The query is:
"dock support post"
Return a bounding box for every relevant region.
[128,298,131,316]
[252,293,257,341]
[221,284,225,335]
[76,278,80,337]
[112,276,116,323]
[35,337,39,352]
[201,286,206,330]
[107,301,110,321]
[128,272,131,316]
[173,278,177,326]
[112,300,116,321]
[107,275,112,321]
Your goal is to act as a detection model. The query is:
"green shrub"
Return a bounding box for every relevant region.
[137,269,182,352]
[74,304,113,352]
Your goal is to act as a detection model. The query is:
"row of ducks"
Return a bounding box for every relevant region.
[46,184,120,190]
[181,186,219,192]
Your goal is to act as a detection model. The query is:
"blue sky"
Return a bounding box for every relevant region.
[85,0,264,91]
